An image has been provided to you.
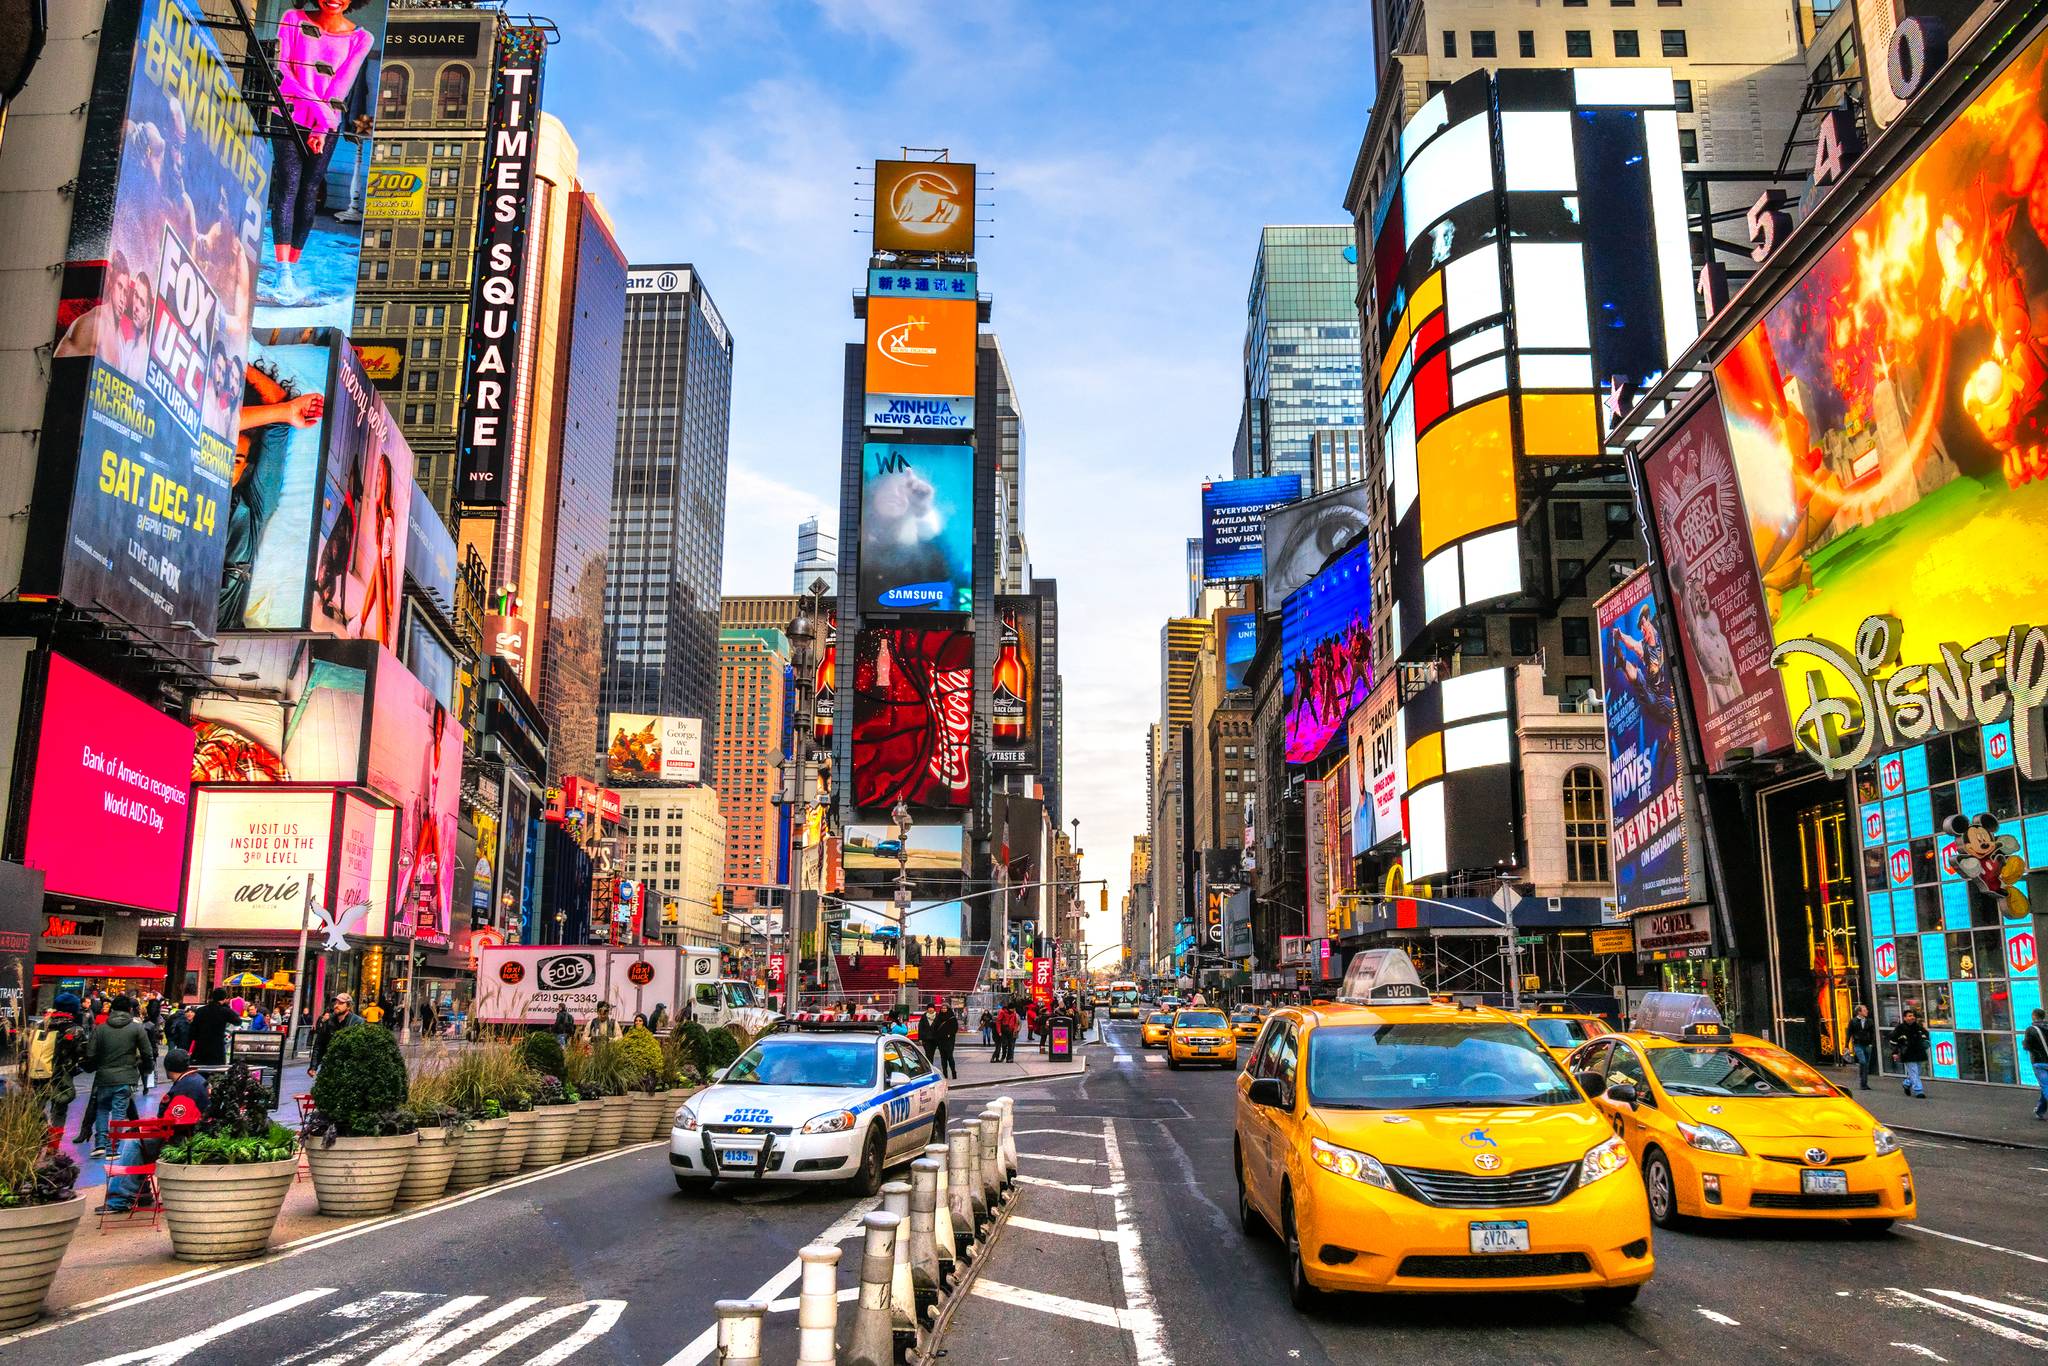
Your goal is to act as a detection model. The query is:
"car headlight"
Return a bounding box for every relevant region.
[1309,1136,1395,1191]
[1579,1136,1630,1187]
[1677,1121,1745,1156]
[1872,1124,1901,1156]
[674,1105,700,1132]
[802,1109,856,1135]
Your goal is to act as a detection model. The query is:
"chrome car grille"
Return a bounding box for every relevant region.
[704,1123,793,1137]
[1387,1160,1578,1209]
[1759,1153,1865,1166]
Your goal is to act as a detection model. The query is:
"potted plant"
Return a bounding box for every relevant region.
[491,1048,540,1178]
[587,1038,631,1149]
[561,1038,599,1159]
[396,1056,461,1205]
[154,1064,298,1261]
[444,1046,508,1190]
[0,1085,83,1330]
[304,1024,417,1217]
[618,1026,669,1141]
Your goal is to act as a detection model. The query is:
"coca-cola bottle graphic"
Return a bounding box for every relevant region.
[993,608,1028,743]
[815,609,837,742]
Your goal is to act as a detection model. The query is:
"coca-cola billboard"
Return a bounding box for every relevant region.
[851,626,972,810]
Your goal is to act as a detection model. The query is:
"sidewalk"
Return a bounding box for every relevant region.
[947,1041,1089,1090]
[1821,1064,2048,1150]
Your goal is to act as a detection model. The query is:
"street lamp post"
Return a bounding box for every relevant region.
[891,800,913,1012]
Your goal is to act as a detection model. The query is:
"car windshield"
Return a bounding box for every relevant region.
[1306,1023,1579,1110]
[1176,1011,1228,1029]
[1527,1017,1601,1048]
[1231,1011,1257,1023]
[722,1039,875,1088]
[1647,1044,1838,1097]
[1146,1013,1172,1025]
[725,982,758,1009]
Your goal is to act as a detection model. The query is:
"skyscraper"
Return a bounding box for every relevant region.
[601,265,735,745]
[715,628,792,901]
[1240,226,1365,482]
[793,516,837,595]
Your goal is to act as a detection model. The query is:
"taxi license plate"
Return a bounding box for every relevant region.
[1469,1220,1530,1254]
[1801,1168,1848,1196]
[719,1149,759,1168]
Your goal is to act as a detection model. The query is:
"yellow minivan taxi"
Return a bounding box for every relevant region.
[1140,1011,1173,1048]
[1167,1008,1236,1068]
[1567,993,1912,1232]
[1234,950,1653,1312]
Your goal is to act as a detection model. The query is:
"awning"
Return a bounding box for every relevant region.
[34,954,168,980]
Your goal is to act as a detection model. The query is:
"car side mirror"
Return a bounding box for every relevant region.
[1605,1083,1640,1109]
[887,1070,911,1088]
[1246,1076,1290,1110]
[1573,1070,1606,1098]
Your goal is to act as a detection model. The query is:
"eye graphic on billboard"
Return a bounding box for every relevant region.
[1263,483,1372,603]
[1280,538,1374,765]
[872,160,975,257]
[606,714,703,784]
[1714,24,2048,735]
[458,24,547,505]
[859,443,973,614]
[864,296,976,402]
[1201,476,1302,583]
[1598,569,1698,914]
[991,597,1039,768]
[851,627,973,811]
[29,0,272,641]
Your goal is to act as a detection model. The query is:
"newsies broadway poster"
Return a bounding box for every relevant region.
[1598,569,1696,913]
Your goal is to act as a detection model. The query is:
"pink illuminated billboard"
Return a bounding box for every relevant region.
[23,653,196,913]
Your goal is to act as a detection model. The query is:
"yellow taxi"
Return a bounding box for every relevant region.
[1166,1007,1237,1069]
[1234,951,1652,1312]
[1518,1005,1615,1065]
[1566,993,1912,1232]
[1139,1011,1174,1049]
[1231,1007,1265,1043]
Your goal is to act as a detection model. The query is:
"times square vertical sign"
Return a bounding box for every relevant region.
[457,25,547,506]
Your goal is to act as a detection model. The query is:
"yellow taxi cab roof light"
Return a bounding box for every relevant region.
[1633,991,1730,1041]
[1336,948,1430,1005]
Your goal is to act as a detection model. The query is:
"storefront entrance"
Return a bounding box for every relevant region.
[1759,775,1864,1065]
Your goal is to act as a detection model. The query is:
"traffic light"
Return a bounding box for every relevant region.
[1100,886,1109,914]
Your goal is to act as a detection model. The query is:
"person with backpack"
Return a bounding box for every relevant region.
[995,1001,1020,1063]
[100,1048,210,1215]
[27,993,89,1128]
[85,994,155,1159]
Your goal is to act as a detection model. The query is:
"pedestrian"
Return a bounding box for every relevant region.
[165,1005,194,1052]
[140,996,165,1090]
[84,994,154,1159]
[587,1002,620,1041]
[648,1002,668,1033]
[310,993,358,1076]
[632,1012,648,1031]
[246,1002,270,1033]
[1845,1004,1877,1091]
[995,1001,1020,1064]
[99,1047,210,1215]
[189,987,241,1067]
[978,1007,994,1047]
[553,1003,574,1049]
[2027,1008,2048,1121]
[1891,1006,1930,1099]
[25,992,89,1129]
[926,997,959,1080]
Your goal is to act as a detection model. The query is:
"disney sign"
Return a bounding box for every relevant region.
[1771,615,2048,777]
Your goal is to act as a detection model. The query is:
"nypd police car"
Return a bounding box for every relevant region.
[670,1029,948,1194]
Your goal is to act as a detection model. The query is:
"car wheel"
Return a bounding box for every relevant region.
[1851,1218,1895,1238]
[1642,1148,1680,1229]
[674,1176,714,1196]
[1235,1143,1264,1238]
[1167,1055,1181,1070]
[851,1125,887,1196]
[1281,1186,1325,1312]
[931,1104,947,1143]
[1582,1285,1641,1314]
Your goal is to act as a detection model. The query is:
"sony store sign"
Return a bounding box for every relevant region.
[864,393,974,430]
[456,25,548,507]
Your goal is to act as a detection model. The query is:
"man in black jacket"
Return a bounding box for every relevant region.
[924,998,959,1079]
[1845,1003,1877,1091]
[1891,1006,1930,1099]
[190,988,241,1067]
[101,1048,209,1214]
[2026,1008,2048,1120]
[310,994,358,1075]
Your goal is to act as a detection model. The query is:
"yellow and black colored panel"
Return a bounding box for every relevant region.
[1399,668,1518,882]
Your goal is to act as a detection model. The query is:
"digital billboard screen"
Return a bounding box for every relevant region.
[1714,22,2048,729]
[369,649,461,945]
[1598,569,1693,914]
[1222,611,1258,693]
[872,160,975,256]
[606,714,703,784]
[23,654,196,914]
[851,627,973,811]
[864,295,976,401]
[183,789,336,933]
[1398,668,1516,883]
[991,597,1039,767]
[1280,538,1374,765]
[311,341,413,649]
[1201,476,1301,583]
[226,332,334,630]
[190,636,370,785]
[842,823,964,876]
[858,442,973,614]
[1264,483,1371,603]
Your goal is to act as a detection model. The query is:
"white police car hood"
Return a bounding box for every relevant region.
[692,1084,874,1129]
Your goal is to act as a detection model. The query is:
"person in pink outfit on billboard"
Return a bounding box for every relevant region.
[269,1,373,278]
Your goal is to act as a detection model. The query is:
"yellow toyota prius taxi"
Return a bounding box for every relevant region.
[1140,1011,1173,1049]
[1568,993,1913,1232]
[1234,951,1653,1313]
[1167,1008,1236,1068]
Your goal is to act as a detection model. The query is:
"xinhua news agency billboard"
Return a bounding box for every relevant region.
[865,268,976,430]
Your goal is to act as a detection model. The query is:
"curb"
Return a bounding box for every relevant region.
[948,1059,1088,1092]
[913,1180,1016,1365]
[1883,1122,2048,1152]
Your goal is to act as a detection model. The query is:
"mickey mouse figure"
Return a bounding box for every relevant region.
[1944,812,2031,920]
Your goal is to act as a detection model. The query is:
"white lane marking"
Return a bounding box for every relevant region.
[971,1279,1128,1328]
[275,1293,434,1365]
[1696,1308,1742,1327]
[82,1289,338,1365]
[1883,1289,2048,1350]
[367,1297,545,1365]
[450,1299,626,1366]
[1017,1173,1124,1195]
[1021,1152,1102,1166]
[312,1295,486,1366]
[1015,1129,1107,1140]
[1009,1214,1131,1244]
[1905,1224,2048,1266]
[1102,1117,1171,1366]
[1892,1346,1949,1362]
[1925,1290,2048,1332]
[659,1196,878,1366]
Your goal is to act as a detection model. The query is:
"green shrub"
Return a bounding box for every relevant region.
[518,1030,567,1082]
[586,1037,628,1097]
[676,1020,713,1072]
[617,1026,663,1093]
[310,1023,412,1137]
[704,1026,742,1071]
[206,1063,278,1139]
[447,1039,535,1117]
[163,1123,297,1165]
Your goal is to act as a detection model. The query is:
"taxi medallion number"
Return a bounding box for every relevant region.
[1469,1220,1530,1254]
[1801,1168,1848,1196]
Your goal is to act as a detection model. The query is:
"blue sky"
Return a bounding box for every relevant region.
[547,1,1375,953]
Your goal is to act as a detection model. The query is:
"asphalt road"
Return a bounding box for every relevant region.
[938,1020,2048,1366]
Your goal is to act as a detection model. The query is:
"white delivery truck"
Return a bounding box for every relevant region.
[474,945,779,1035]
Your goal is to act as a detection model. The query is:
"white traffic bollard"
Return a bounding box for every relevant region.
[794,1242,839,1366]
[908,1157,944,1315]
[925,1141,958,1278]
[977,1111,1003,1211]
[949,1127,985,1243]
[843,1212,901,1366]
[995,1096,1018,1184]
[713,1299,764,1366]
[881,1179,918,1346]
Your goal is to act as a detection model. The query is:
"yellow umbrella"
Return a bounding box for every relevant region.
[219,972,267,990]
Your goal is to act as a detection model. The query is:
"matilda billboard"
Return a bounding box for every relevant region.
[1201,476,1302,584]
[858,443,973,614]
[1598,570,1696,914]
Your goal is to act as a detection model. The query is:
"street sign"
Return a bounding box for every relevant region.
[1491,885,1524,916]
[1515,935,1543,946]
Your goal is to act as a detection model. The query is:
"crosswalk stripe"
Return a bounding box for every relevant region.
[1017,1173,1123,1195]
[1021,1152,1101,1165]
[1008,1214,1130,1244]
[1015,1129,1107,1140]
[971,1279,1155,1332]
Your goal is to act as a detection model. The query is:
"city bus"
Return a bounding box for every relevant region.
[1107,980,1142,1020]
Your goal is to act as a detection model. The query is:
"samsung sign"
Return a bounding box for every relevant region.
[865,393,974,429]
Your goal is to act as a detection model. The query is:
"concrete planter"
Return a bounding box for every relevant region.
[624,1090,666,1142]
[397,1126,458,1204]
[522,1105,575,1168]
[0,1195,85,1331]
[491,1109,537,1177]
[306,1132,417,1218]
[591,1095,630,1149]
[562,1100,600,1158]
[156,1157,296,1262]
[447,1117,506,1190]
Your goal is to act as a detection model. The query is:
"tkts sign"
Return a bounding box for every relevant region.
[1772,615,2048,778]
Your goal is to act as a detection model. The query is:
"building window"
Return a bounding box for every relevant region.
[1443,29,1457,57]
[1471,29,1496,57]
[1613,29,1640,56]
[1552,500,1583,540]
[1456,619,1488,656]
[1509,616,1540,657]
[1562,675,1597,706]
[1558,558,1585,594]
[1677,127,1699,163]
[437,64,470,118]
[1519,30,1536,57]
[1564,0,1588,5]
[1563,767,1612,882]
[1608,557,1639,585]
[1606,501,1634,534]
[1661,29,1688,56]
[378,66,407,119]
[1566,29,1592,57]
[1562,617,1592,655]
[1673,78,1693,111]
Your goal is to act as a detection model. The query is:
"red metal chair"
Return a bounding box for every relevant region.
[99,1118,176,1232]
[293,1094,316,1183]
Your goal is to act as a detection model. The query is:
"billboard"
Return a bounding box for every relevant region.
[858,442,973,614]
[1642,398,1791,770]
[1280,538,1374,764]
[865,269,977,429]
[851,627,973,810]
[182,789,335,933]
[1264,482,1372,603]
[814,605,838,751]
[1304,778,1329,940]
[22,654,195,914]
[250,0,394,333]
[226,332,334,630]
[991,597,1039,767]
[1598,570,1694,914]
[31,0,271,641]
[841,899,965,954]
[872,159,975,256]
[1348,674,1405,855]
[605,714,703,784]
[864,295,976,401]
[310,342,413,649]
[333,792,396,939]
[868,267,976,301]
[363,164,426,221]
[457,24,547,505]
[1201,476,1302,583]
[1399,667,1516,883]
[1221,611,1258,693]
[190,637,373,784]
[369,651,461,945]
[1714,23,2048,735]
[842,823,964,876]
